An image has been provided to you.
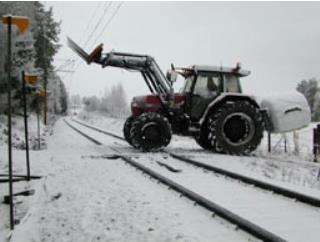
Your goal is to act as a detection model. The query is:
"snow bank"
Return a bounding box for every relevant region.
[260,92,311,133]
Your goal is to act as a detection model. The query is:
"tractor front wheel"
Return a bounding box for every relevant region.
[130,112,172,151]
[123,116,135,146]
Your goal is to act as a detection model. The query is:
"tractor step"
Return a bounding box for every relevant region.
[188,123,200,136]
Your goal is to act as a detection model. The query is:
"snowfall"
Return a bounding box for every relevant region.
[1,111,320,242]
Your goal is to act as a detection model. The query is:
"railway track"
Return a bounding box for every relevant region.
[65,118,320,242]
[71,117,320,207]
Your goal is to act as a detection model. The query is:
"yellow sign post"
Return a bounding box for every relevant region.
[22,72,38,183]
[2,15,29,230]
[2,15,29,33]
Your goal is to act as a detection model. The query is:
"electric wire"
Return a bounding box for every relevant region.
[91,2,124,48]
[83,1,113,48]
[79,1,103,45]
[66,2,111,93]
[67,1,124,97]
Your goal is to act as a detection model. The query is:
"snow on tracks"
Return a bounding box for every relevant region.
[69,117,320,207]
[11,118,253,242]
[66,118,286,242]
[68,117,320,242]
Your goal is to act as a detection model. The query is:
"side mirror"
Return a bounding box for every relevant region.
[166,70,178,83]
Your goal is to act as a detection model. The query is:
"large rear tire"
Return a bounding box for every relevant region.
[207,101,264,155]
[123,116,135,146]
[130,112,172,152]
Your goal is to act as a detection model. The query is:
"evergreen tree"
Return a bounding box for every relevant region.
[297,78,320,121]
[313,92,320,121]
[0,1,67,116]
[33,2,61,73]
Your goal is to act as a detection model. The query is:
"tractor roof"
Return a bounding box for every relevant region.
[191,65,251,77]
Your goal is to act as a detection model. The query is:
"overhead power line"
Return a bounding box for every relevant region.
[92,2,124,47]
[83,1,113,48]
[66,1,124,95]
[66,2,111,91]
[79,1,103,45]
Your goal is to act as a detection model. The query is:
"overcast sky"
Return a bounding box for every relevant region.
[48,1,320,101]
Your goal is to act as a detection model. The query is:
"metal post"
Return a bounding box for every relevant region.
[37,101,41,150]
[268,132,271,153]
[314,128,317,162]
[43,22,48,126]
[6,15,15,230]
[22,71,30,180]
[284,134,287,153]
[316,125,320,163]
[44,69,48,125]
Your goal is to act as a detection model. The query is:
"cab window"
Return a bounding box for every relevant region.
[182,75,194,93]
[225,74,241,93]
[193,73,220,98]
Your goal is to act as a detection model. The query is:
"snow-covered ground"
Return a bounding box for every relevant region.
[1,111,320,241]
[0,114,52,150]
[67,116,320,242]
[1,118,255,242]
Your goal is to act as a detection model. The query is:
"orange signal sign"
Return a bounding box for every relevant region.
[35,88,45,97]
[2,15,29,33]
[24,74,37,85]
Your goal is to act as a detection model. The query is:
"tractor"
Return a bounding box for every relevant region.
[68,38,311,155]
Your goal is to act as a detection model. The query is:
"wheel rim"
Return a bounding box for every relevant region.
[221,112,255,146]
[141,122,162,147]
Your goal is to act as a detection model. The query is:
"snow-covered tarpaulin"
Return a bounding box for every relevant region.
[260,91,311,133]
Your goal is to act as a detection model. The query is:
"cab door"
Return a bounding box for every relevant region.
[189,72,222,121]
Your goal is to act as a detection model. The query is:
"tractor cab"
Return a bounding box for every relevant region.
[173,64,250,121]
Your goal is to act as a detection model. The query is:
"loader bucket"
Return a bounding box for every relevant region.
[67,37,103,64]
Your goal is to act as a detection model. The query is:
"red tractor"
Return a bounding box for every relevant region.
[68,38,310,155]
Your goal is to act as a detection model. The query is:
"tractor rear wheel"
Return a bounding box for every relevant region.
[123,116,135,146]
[207,101,264,155]
[130,112,172,152]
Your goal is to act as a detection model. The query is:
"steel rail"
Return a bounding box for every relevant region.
[64,119,102,145]
[64,118,286,242]
[69,118,320,207]
[71,118,124,141]
[168,153,320,207]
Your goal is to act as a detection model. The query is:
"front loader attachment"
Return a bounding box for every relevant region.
[67,37,172,96]
[67,37,103,64]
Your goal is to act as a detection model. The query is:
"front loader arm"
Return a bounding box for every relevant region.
[67,37,172,97]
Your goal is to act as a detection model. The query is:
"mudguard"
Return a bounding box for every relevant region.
[200,93,260,125]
